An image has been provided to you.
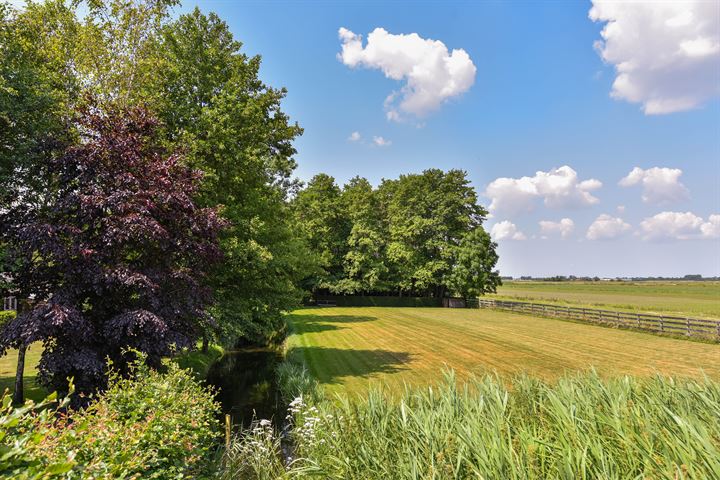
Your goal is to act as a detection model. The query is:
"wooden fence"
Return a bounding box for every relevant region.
[470,298,720,340]
[2,296,16,311]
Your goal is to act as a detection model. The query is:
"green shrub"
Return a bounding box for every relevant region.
[0,388,75,479]
[224,369,720,479]
[2,356,220,479]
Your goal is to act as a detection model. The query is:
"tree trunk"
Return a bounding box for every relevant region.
[12,342,26,405]
[201,335,209,353]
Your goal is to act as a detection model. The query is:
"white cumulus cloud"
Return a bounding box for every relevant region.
[337,27,476,121]
[539,218,575,239]
[700,214,720,239]
[372,136,391,147]
[348,131,361,142]
[586,214,631,240]
[490,221,526,241]
[619,166,689,205]
[640,211,720,240]
[485,166,602,215]
[589,0,720,114]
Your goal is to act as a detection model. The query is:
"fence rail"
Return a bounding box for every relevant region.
[472,298,720,340]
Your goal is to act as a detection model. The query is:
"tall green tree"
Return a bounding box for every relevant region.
[292,174,350,292]
[3,1,311,348]
[446,228,501,299]
[0,1,77,216]
[379,169,485,297]
[72,0,177,105]
[294,169,500,300]
[143,8,309,344]
[336,177,388,294]
[1,1,82,403]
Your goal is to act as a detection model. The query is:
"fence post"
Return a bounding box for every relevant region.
[660,316,664,333]
[225,414,232,448]
[636,313,640,328]
[686,317,690,336]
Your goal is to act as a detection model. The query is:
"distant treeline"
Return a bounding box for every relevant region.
[292,170,501,299]
[512,275,718,282]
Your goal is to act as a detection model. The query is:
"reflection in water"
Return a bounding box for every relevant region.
[205,348,282,428]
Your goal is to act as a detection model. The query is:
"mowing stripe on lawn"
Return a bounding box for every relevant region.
[287,307,720,395]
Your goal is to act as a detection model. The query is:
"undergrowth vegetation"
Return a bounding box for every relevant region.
[0,356,220,479]
[225,366,720,479]
[175,344,225,381]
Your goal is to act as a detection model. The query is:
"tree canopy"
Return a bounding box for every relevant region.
[1,0,310,348]
[293,170,501,299]
[0,104,224,396]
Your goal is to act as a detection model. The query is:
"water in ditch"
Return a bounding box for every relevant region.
[205,347,284,428]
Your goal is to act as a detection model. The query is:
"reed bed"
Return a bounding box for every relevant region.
[223,366,720,479]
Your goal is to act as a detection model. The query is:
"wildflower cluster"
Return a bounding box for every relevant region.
[287,396,335,451]
[221,418,285,479]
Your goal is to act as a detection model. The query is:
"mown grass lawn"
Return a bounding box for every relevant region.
[0,343,45,402]
[287,306,720,395]
[491,281,720,318]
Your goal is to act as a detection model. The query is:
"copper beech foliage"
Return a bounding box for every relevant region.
[0,103,225,397]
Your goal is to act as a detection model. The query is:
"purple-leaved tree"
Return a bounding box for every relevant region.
[0,103,225,400]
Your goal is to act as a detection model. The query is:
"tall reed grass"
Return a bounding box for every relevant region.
[223,367,720,479]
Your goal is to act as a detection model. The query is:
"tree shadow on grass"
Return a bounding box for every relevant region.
[294,346,413,385]
[0,375,47,403]
[288,314,377,334]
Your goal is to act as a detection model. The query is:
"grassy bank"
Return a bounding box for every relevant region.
[225,367,720,479]
[286,307,720,395]
[491,281,720,318]
[174,344,225,380]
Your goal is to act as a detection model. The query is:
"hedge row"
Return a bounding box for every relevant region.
[313,295,442,308]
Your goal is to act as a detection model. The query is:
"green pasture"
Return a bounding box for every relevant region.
[287,307,720,395]
[491,281,720,318]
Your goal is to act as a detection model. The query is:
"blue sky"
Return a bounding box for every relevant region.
[185,0,720,277]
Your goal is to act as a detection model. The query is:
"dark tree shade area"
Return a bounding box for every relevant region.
[0,104,224,396]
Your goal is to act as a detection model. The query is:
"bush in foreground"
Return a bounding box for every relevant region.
[1,357,220,479]
[226,370,720,479]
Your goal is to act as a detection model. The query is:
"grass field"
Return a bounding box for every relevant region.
[491,280,720,318]
[287,306,720,395]
[0,343,44,402]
